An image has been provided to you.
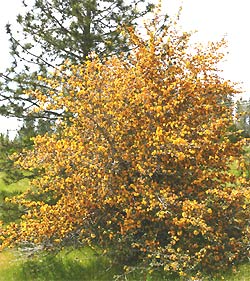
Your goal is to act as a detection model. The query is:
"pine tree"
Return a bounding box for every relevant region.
[0,0,155,121]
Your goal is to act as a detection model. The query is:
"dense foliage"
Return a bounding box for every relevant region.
[1,17,250,278]
[0,0,156,183]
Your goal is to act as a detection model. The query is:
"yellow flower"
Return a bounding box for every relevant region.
[193,230,199,236]
[207,208,212,214]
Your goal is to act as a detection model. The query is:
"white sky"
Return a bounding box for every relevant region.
[161,0,250,98]
[0,0,250,136]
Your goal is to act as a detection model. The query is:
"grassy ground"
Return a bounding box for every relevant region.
[0,172,29,193]
[0,248,119,281]
[0,247,250,281]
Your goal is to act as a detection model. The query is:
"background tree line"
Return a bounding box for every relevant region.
[234,99,250,138]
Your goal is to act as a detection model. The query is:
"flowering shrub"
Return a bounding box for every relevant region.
[1,16,250,277]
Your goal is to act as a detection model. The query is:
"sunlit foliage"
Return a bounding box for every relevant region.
[1,16,250,277]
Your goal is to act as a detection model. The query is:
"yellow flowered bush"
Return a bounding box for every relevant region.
[1,15,250,277]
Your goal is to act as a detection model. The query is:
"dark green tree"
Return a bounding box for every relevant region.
[235,99,250,138]
[0,0,155,121]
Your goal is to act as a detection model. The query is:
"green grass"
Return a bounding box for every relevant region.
[0,248,120,281]
[220,263,250,281]
[0,172,29,193]
[0,247,250,281]
[0,250,24,281]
